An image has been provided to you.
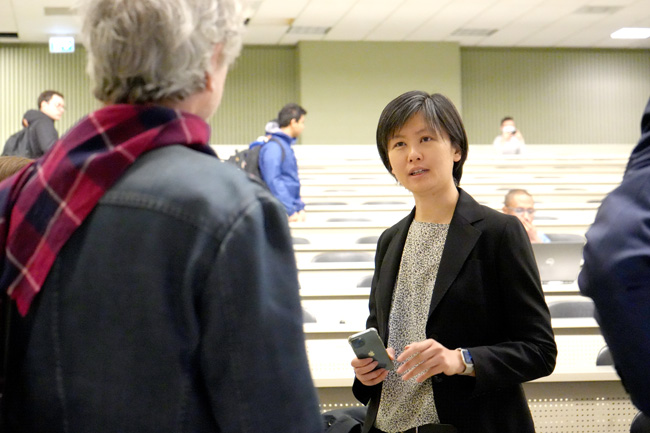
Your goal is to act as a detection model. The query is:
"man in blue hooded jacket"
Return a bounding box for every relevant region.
[579,97,650,416]
[251,103,307,222]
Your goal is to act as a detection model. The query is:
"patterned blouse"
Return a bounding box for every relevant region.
[375,221,450,433]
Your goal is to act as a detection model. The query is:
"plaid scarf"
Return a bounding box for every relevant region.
[0,104,214,316]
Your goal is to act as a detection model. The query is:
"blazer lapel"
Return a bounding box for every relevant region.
[375,210,413,340]
[428,189,483,318]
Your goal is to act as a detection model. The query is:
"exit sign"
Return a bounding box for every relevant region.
[49,36,75,53]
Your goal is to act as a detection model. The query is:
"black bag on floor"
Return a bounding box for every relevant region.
[322,406,366,433]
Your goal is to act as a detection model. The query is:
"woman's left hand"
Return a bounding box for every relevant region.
[396,338,466,382]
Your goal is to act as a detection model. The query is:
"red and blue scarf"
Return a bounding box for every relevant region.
[0,104,214,315]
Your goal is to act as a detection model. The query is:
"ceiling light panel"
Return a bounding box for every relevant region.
[610,27,650,38]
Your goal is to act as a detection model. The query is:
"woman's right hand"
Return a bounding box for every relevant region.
[351,348,395,386]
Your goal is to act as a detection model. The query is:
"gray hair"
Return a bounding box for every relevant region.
[79,0,244,104]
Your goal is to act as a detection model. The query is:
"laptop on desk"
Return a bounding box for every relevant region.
[531,242,585,283]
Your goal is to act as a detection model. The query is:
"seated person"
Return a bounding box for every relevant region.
[502,189,550,243]
[493,116,525,155]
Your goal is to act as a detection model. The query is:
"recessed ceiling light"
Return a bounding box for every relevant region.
[286,26,330,35]
[610,27,650,39]
[574,6,622,14]
[451,28,497,37]
[44,7,75,16]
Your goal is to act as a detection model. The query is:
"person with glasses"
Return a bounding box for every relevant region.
[502,189,550,243]
[2,90,65,159]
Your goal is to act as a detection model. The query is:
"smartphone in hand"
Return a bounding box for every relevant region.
[348,327,394,371]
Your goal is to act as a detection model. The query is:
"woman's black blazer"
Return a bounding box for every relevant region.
[353,188,557,433]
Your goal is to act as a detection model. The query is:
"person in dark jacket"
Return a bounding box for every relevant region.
[351,91,557,433]
[0,0,322,432]
[2,90,65,158]
[579,97,650,416]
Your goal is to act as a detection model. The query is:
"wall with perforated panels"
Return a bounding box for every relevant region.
[317,381,637,433]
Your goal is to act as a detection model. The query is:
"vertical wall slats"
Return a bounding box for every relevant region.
[461,47,650,145]
[0,44,298,148]
[2,44,648,148]
[209,45,299,146]
[0,44,98,146]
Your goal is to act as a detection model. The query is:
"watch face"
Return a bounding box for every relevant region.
[462,350,473,365]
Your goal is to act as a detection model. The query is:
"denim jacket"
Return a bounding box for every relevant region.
[4,145,322,433]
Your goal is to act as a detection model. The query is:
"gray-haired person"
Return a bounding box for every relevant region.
[0,1,321,432]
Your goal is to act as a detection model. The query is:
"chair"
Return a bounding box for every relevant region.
[357,274,373,288]
[322,406,366,433]
[547,298,595,318]
[311,252,374,263]
[356,235,379,244]
[596,345,613,366]
[545,233,586,242]
[631,411,650,433]
[292,237,310,245]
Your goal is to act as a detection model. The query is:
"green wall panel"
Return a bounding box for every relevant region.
[209,45,299,146]
[298,41,462,145]
[0,44,98,146]
[461,47,650,145]
[0,44,298,149]
[2,43,648,150]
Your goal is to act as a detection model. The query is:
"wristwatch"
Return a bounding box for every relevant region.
[456,348,474,375]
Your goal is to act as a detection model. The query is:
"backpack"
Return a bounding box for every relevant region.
[322,406,366,433]
[225,137,285,188]
[2,128,28,157]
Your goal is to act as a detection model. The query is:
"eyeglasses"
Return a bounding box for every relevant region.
[507,207,535,216]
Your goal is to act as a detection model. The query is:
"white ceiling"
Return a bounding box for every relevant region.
[1,0,649,49]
